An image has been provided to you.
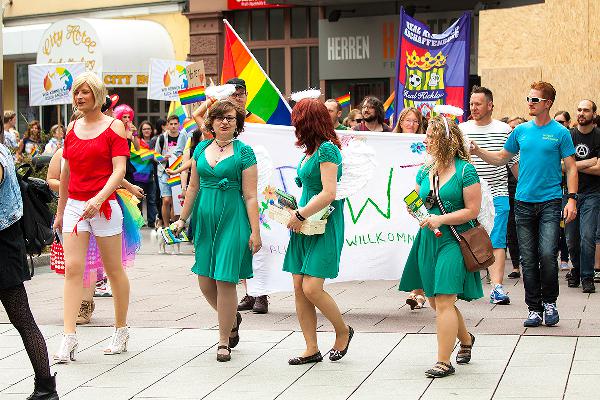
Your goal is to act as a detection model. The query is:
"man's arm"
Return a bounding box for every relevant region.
[580,156,600,175]
[471,141,515,166]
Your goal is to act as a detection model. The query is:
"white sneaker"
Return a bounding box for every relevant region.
[560,261,570,271]
[94,278,112,298]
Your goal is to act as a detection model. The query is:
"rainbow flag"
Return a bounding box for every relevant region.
[221,19,292,126]
[167,175,181,187]
[384,91,396,120]
[181,118,198,135]
[178,86,205,105]
[169,155,183,170]
[129,142,153,183]
[336,93,351,108]
[168,101,187,126]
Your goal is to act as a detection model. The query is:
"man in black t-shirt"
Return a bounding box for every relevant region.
[565,99,600,292]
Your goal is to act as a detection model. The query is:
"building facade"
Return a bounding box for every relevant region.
[2,0,189,131]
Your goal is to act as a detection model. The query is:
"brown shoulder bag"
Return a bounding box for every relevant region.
[433,173,495,272]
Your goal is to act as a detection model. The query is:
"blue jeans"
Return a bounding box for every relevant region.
[134,179,158,226]
[565,193,600,281]
[515,199,562,312]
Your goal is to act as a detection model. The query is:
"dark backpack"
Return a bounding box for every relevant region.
[16,164,55,276]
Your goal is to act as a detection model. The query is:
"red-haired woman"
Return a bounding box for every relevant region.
[283,98,353,365]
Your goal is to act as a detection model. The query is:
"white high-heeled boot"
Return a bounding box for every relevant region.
[104,326,129,355]
[53,333,78,363]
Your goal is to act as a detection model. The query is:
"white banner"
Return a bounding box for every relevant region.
[147,58,192,101]
[241,123,427,295]
[28,63,86,106]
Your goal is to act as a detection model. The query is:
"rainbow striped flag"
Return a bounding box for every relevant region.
[181,118,199,135]
[168,101,187,126]
[384,91,396,120]
[167,175,181,187]
[336,93,351,108]
[178,86,205,105]
[169,155,183,170]
[221,19,292,125]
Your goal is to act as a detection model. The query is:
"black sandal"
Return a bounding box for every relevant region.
[229,312,242,348]
[288,351,323,365]
[425,361,455,378]
[216,345,231,362]
[456,332,475,364]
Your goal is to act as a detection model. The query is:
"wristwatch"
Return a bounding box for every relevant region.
[566,193,578,201]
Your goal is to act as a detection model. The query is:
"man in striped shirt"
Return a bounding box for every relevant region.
[460,86,519,305]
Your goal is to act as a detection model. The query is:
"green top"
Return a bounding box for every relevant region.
[335,123,348,130]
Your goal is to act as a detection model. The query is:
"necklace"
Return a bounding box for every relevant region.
[214,139,233,164]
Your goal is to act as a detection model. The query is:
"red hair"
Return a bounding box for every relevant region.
[292,98,341,155]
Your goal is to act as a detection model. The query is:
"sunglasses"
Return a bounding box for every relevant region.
[555,119,567,124]
[424,191,437,210]
[526,96,548,104]
[353,118,363,123]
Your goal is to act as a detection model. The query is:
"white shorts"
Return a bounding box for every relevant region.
[62,198,123,237]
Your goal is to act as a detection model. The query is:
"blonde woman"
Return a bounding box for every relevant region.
[393,107,424,134]
[53,72,131,362]
[400,116,483,378]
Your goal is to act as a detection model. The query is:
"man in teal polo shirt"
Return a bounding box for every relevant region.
[471,81,578,328]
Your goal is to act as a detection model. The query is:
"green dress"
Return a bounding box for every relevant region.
[399,158,484,301]
[189,139,256,283]
[282,141,345,279]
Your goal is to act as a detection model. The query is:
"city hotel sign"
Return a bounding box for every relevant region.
[37,19,102,73]
[319,15,398,80]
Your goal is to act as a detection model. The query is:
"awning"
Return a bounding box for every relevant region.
[36,18,175,87]
[3,23,51,57]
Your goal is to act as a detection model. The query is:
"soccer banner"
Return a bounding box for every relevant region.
[148,58,192,101]
[241,123,426,295]
[28,63,86,106]
[392,8,471,122]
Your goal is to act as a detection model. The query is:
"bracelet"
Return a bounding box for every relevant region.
[295,210,306,221]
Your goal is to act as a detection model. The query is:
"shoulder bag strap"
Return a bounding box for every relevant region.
[433,172,462,242]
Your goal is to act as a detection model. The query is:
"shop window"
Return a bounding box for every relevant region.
[234,10,250,42]
[268,48,285,92]
[253,49,267,72]
[291,8,308,39]
[291,47,308,92]
[150,99,161,113]
[309,47,319,89]
[251,10,267,41]
[309,7,319,38]
[269,9,284,40]
[16,63,39,133]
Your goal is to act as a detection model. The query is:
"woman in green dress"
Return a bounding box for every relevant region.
[399,116,484,378]
[174,100,261,362]
[283,98,353,365]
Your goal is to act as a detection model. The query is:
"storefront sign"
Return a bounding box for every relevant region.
[28,62,86,106]
[227,0,290,10]
[37,20,102,73]
[319,15,398,80]
[103,73,149,87]
[148,58,192,101]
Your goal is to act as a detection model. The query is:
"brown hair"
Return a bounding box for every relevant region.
[204,100,245,137]
[24,120,42,142]
[166,114,180,123]
[360,96,385,125]
[292,98,341,155]
[424,116,470,175]
[530,81,556,102]
[393,107,424,133]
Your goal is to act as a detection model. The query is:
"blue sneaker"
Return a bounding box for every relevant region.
[523,311,543,327]
[490,284,510,305]
[543,303,559,326]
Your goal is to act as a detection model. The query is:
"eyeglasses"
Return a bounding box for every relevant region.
[215,116,237,123]
[231,91,247,99]
[402,119,419,125]
[526,96,548,104]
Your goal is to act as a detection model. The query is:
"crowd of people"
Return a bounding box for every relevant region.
[1,72,599,398]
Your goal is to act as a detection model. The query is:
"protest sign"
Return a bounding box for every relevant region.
[241,123,426,295]
[392,8,471,121]
[28,62,86,106]
[148,58,192,101]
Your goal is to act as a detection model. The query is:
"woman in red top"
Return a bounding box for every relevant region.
[53,72,131,362]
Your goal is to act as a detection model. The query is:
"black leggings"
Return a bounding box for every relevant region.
[0,284,51,379]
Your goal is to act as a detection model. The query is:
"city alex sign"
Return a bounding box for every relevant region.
[37,19,102,73]
[319,15,398,79]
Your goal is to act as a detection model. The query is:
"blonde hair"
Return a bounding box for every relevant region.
[424,116,470,175]
[393,107,424,133]
[72,72,107,110]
